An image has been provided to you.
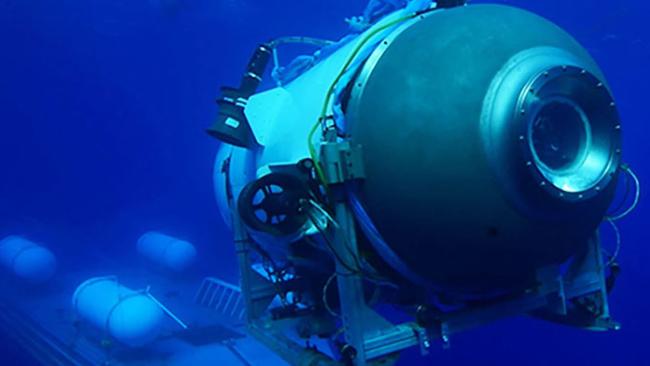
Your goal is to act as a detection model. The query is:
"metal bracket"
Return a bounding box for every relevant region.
[319,140,366,184]
[536,265,568,316]
[531,234,618,330]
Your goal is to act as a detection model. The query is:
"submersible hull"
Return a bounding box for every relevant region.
[213,5,622,296]
[344,5,621,293]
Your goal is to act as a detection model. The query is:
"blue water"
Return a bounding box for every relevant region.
[1,0,648,365]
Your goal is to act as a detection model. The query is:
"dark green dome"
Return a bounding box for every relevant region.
[345,5,622,294]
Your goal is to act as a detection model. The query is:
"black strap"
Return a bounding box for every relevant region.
[437,0,466,8]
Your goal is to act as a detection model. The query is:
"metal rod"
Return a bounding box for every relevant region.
[146,293,188,330]
[332,199,368,366]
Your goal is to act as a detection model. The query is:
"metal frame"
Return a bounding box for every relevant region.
[228,138,617,366]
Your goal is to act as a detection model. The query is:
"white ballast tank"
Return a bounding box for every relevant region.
[137,231,197,272]
[72,276,164,347]
[0,236,57,283]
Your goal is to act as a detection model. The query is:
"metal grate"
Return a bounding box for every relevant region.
[194,277,246,321]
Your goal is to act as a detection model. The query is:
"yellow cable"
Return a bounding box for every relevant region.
[308,13,417,186]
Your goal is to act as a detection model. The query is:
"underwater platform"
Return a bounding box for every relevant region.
[0,253,289,366]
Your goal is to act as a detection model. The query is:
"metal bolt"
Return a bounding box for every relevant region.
[597,82,604,88]
[615,125,621,131]
[610,102,616,108]
[580,69,587,75]
[562,65,568,71]
[526,161,532,166]
[540,181,547,187]
[578,194,584,199]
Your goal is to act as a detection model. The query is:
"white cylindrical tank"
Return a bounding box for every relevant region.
[72,276,164,347]
[0,236,57,283]
[137,232,197,272]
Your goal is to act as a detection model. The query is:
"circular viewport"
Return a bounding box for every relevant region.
[529,98,597,193]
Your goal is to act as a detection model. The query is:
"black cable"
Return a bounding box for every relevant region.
[302,236,361,279]
[248,238,296,306]
[305,198,367,274]
[305,211,361,275]
[305,206,397,288]
[436,0,467,9]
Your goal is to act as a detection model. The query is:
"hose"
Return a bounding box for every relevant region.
[308,13,421,185]
[607,164,640,221]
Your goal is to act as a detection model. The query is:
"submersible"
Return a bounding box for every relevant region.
[208,2,636,365]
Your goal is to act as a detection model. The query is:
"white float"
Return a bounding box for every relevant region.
[137,231,197,272]
[0,236,57,283]
[72,276,165,347]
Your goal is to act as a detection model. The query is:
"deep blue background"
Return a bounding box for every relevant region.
[0,0,648,364]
